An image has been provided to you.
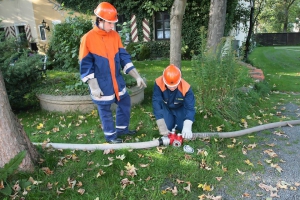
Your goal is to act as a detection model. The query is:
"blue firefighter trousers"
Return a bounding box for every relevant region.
[96,94,131,141]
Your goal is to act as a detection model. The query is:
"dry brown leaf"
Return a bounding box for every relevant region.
[116,154,126,160]
[47,182,53,190]
[176,179,185,184]
[244,159,254,166]
[139,163,149,168]
[120,170,124,176]
[263,149,278,158]
[242,193,250,197]
[77,188,85,195]
[56,188,64,195]
[145,176,151,181]
[266,143,275,147]
[247,143,257,149]
[76,181,83,187]
[103,149,115,154]
[125,162,138,177]
[120,178,135,189]
[216,177,222,181]
[236,168,245,175]
[96,169,106,178]
[183,182,191,192]
[41,167,54,175]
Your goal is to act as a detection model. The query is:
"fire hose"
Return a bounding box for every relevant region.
[33,119,300,151]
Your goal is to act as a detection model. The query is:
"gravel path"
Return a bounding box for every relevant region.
[217,103,300,200]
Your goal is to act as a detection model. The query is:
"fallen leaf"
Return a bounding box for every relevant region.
[216,177,222,181]
[77,188,85,195]
[120,178,135,189]
[244,159,254,166]
[36,123,44,129]
[176,179,185,184]
[139,163,149,168]
[96,169,106,177]
[236,168,245,175]
[242,193,250,197]
[116,154,126,160]
[183,182,191,192]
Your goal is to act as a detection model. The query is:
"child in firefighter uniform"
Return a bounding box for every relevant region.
[79,2,146,143]
[152,64,195,139]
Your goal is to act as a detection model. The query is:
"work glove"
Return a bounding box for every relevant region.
[182,120,193,139]
[87,78,103,98]
[156,119,169,136]
[128,68,147,88]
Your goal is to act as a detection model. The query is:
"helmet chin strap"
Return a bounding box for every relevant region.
[97,21,104,31]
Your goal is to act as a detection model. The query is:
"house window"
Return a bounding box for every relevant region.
[0,27,5,42]
[155,12,170,40]
[15,25,27,43]
[39,25,46,41]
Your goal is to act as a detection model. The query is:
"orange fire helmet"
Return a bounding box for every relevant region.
[163,64,181,87]
[94,2,118,23]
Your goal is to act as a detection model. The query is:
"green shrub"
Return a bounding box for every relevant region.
[0,37,45,110]
[47,15,93,70]
[138,44,150,60]
[191,28,259,127]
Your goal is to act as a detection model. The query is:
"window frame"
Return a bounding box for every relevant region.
[155,11,170,40]
[38,25,47,41]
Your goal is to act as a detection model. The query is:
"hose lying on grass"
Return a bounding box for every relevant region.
[33,120,300,150]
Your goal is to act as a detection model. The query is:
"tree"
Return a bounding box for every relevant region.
[206,0,227,52]
[170,0,187,69]
[258,0,299,32]
[0,70,39,171]
[244,0,265,61]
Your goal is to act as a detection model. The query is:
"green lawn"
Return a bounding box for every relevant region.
[249,46,300,93]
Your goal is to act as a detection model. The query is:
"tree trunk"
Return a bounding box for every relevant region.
[206,0,227,52]
[0,71,39,171]
[170,0,187,69]
[244,0,255,61]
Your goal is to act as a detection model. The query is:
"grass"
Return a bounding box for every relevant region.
[2,47,300,199]
[248,46,300,92]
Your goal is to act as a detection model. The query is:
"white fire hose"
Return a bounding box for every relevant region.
[33,120,300,151]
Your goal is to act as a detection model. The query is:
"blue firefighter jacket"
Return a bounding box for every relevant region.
[152,76,196,122]
[79,25,134,104]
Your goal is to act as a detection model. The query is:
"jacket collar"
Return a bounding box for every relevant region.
[93,25,109,36]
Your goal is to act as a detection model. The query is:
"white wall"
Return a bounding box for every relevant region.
[0,0,38,40]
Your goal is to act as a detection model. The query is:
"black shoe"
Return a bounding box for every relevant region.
[107,138,123,144]
[117,130,137,136]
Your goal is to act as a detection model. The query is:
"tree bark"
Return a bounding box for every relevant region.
[0,70,39,171]
[170,0,187,69]
[206,0,227,52]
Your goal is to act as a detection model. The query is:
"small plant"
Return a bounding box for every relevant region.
[0,151,27,196]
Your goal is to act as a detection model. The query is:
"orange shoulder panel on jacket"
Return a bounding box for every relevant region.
[155,76,167,92]
[177,78,190,96]
[79,34,89,61]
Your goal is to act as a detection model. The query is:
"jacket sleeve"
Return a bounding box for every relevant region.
[152,83,165,120]
[79,35,95,82]
[117,34,134,74]
[183,87,196,122]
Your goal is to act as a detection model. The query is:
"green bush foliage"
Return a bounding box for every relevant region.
[47,15,93,70]
[0,36,45,110]
[191,28,259,128]
[138,44,151,60]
